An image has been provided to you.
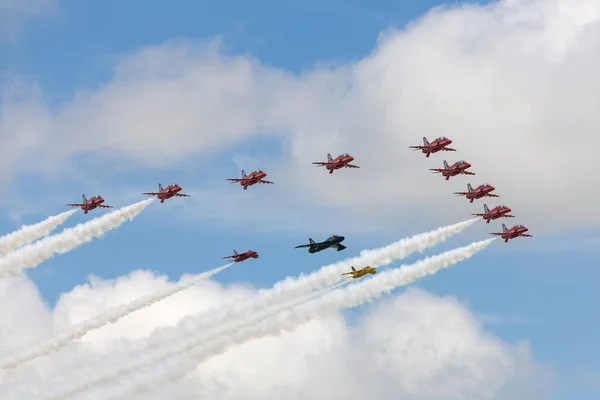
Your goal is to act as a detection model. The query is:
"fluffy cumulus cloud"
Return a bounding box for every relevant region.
[0,272,552,400]
[3,0,600,234]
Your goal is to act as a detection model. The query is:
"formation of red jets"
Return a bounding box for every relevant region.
[66,137,529,266]
[410,136,532,243]
[65,152,361,262]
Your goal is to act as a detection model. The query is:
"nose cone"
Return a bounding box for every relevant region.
[447,139,453,144]
[347,156,354,162]
[98,197,105,202]
[465,162,471,168]
[261,172,267,179]
[489,185,495,191]
[338,236,345,242]
[505,207,512,213]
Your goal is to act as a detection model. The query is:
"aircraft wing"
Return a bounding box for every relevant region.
[222,255,235,259]
[409,145,427,150]
[521,234,533,237]
[441,148,457,151]
[489,232,503,236]
[345,164,360,168]
[66,203,84,207]
[97,205,113,208]
[341,272,354,276]
[295,244,312,248]
[471,213,487,217]
[485,193,499,197]
[312,162,330,167]
[143,192,161,196]
[258,180,274,184]
[429,168,446,173]
[454,191,470,196]
[462,171,476,175]
[226,178,245,182]
[175,193,191,197]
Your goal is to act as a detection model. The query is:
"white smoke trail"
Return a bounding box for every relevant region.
[0,199,153,279]
[50,238,493,400]
[74,218,479,365]
[0,210,77,256]
[0,263,232,369]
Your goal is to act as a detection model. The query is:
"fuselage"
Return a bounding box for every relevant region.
[423,138,452,155]
[157,185,183,200]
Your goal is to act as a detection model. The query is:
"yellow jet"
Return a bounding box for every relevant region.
[341,265,377,279]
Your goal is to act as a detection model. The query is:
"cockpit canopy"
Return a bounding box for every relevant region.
[438,136,448,140]
[516,224,524,228]
[482,183,490,186]
[499,204,507,208]
[252,170,263,174]
[458,160,466,163]
[340,153,350,157]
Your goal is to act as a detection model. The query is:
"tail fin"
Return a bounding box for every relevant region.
[309,238,316,244]
[502,223,507,232]
[467,183,473,192]
[483,204,490,213]
[158,183,164,192]
[233,250,238,255]
[351,266,356,271]
[241,170,247,178]
[327,153,333,162]
[423,136,429,145]
[82,194,87,202]
[443,160,449,169]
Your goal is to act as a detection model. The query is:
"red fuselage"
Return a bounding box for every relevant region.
[81,198,106,213]
[156,185,183,201]
[231,251,259,262]
[328,155,355,170]
[421,138,453,155]
[500,226,529,242]
[483,207,512,222]
[465,185,496,201]
[240,172,267,187]
[443,162,472,178]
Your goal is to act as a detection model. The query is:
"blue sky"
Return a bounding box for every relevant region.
[1,1,597,398]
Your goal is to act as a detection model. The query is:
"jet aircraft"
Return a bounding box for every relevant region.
[312,153,360,174]
[143,183,190,203]
[295,235,347,253]
[472,204,514,223]
[226,169,274,190]
[430,160,475,181]
[66,194,113,214]
[454,183,498,203]
[409,136,456,157]
[341,265,377,279]
[223,250,259,262]
[490,223,532,243]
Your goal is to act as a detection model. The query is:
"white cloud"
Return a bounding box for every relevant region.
[0,272,552,400]
[2,0,600,234]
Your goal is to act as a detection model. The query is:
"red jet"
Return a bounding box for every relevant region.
[312,153,360,174]
[430,160,475,181]
[226,169,273,190]
[454,183,498,203]
[472,204,514,223]
[66,194,113,214]
[223,250,259,262]
[409,136,456,158]
[490,223,532,243]
[143,183,190,203]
